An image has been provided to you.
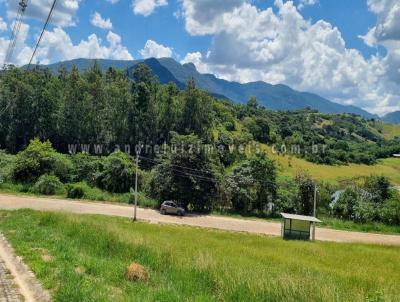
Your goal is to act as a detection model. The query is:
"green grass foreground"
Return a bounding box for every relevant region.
[0,210,399,301]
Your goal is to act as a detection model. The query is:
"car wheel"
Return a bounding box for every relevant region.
[160,209,166,215]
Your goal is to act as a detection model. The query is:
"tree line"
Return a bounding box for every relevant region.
[0,62,399,222]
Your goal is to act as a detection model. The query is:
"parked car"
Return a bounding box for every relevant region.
[160,201,185,216]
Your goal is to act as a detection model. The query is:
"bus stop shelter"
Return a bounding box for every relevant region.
[281,213,322,241]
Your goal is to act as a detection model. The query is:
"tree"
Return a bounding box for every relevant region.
[179,79,213,140]
[243,116,270,143]
[294,172,315,215]
[132,63,155,85]
[363,175,391,203]
[83,61,107,143]
[12,139,72,183]
[148,132,217,212]
[103,68,133,144]
[59,66,86,145]
[100,151,136,193]
[156,83,180,142]
[226,153,276,213]
[247,96,258,111]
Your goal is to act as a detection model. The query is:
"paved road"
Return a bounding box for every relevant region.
[0,194,400,246]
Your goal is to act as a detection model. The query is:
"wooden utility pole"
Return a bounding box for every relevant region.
[134,153,139,221]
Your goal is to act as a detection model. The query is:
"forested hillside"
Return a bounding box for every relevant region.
[0,63,398,164]
[1,63,400,221]
[33,57,377,118]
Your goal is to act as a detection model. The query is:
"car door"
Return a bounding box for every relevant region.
[165,202,175,214]
[169,202,178,214]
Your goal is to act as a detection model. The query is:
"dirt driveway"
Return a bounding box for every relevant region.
[0,194,399,246]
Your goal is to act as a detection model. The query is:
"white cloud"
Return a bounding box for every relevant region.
[0,17,7,31]
[298,0,318,10]
[179,0,400,115]
[131,0,167,17]
[0,23,33,66]
[34,29,134,64]
[4,0,80,27]
[140,39,172,58]
[363,0,400,44]
[106,0,119,4]
[0,25,133,66]
[181,0,246,35]
[181,52,210,73]
[91,12,112,30]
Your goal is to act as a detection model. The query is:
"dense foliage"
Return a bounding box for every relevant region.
[0,63,399,165]
[332,175,400,225]
[0,62,399,222]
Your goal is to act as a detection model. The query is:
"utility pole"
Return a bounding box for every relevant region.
[133,153,139,221]
[312,183,317,241]
[313,183,317,217]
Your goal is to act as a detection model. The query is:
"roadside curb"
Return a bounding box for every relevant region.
[0,233,51,302]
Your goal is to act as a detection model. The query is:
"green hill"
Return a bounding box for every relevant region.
[383,111,400,124]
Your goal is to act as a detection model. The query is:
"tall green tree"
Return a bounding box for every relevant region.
[83,61,106,143]
[179,79,213,140]
[59,66,86,145]
[148,132,217,212]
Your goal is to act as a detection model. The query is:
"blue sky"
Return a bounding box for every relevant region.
[0,0,399,115]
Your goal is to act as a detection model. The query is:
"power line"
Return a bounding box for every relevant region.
[138,155,214,176]
[138,155,217,183]
[2,0,29,69]
[138,154,277,186]
[27,0,57,68]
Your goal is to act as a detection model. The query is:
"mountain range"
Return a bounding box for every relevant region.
[35,57,380,119]
[383,111,400,124]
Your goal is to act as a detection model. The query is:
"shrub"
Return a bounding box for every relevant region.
[101,151,136,193]
[275,177,298,214]
[52,153,74,183]
[66,183,85,199]
[70,153,105,185]
[13,139,72,183]
[379,195,400,225]
[0,151,15,184]
[363,175,391,203]
[33,174,64,195]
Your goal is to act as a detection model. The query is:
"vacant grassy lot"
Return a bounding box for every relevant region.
[0,210,399,302]
[262,145,400,185]
[381,123,400,140]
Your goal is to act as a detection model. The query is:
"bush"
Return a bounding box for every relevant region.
[275,177,298,214]
[0,151,15,184]
[32,174,64,195]
[70,153,105,185]
[363,175,391,203]
[379,196,400,225]
[100,151,136,193]
[13,139,72,183]
[52,153,74,183]
[66,183,85,199]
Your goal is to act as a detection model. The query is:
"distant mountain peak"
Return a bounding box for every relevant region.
[31,57,378,119]
[383,111,400,124]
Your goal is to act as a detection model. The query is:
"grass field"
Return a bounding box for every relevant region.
[0,210,399,302]
[381,123,400,140]
[262,145,400,185]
